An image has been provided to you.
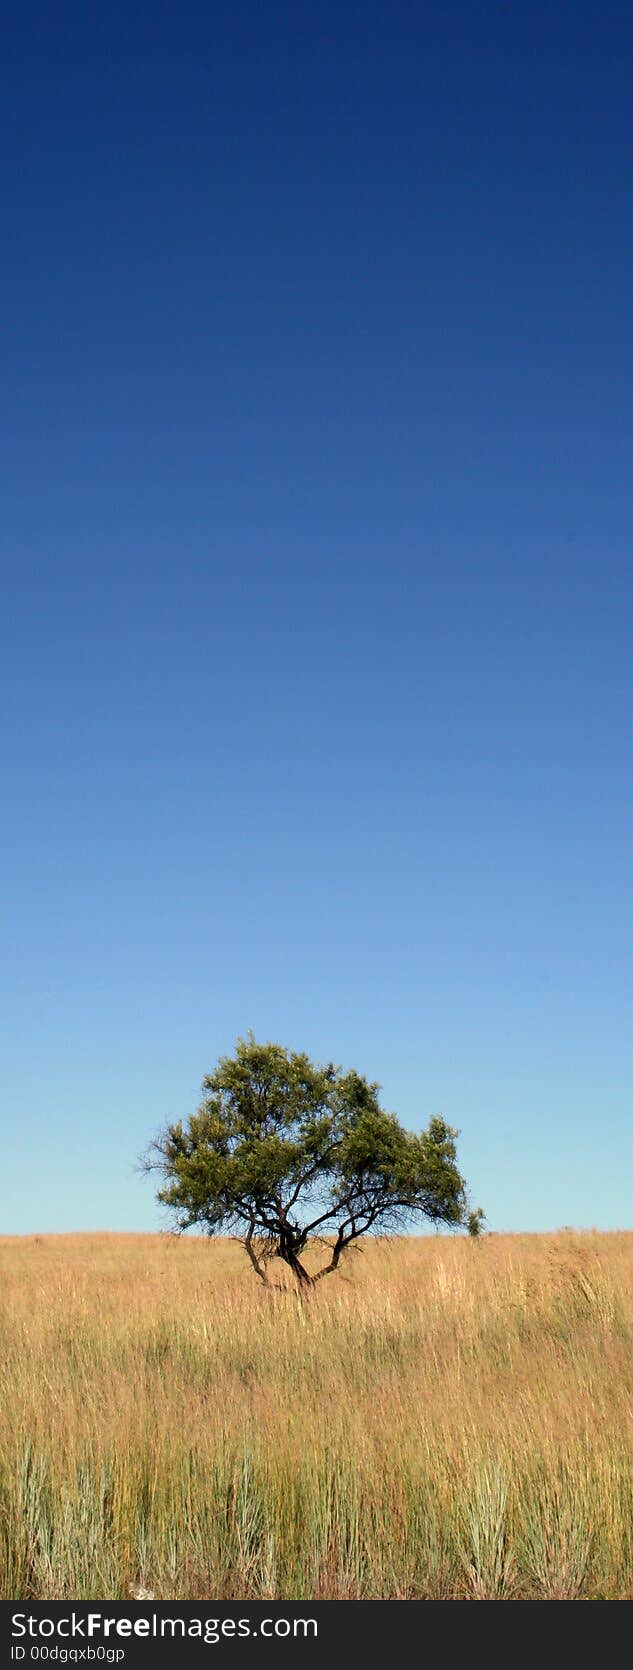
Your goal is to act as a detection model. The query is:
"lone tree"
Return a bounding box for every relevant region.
[143,1036,484,1288]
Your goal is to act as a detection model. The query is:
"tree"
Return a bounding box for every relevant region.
[142,1035,484,1288]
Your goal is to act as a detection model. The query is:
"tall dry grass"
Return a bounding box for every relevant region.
[1,1229,633,1599]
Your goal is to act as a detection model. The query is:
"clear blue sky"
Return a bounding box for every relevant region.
[2,3,632,1235]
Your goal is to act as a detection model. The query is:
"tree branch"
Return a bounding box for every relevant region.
[243,1220,270,1286]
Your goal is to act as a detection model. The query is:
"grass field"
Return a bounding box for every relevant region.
[1,1228,633,1600]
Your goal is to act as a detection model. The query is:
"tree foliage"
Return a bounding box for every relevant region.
[143,1036,484,1287]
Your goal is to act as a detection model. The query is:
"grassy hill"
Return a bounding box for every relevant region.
[2,1229,633,1599]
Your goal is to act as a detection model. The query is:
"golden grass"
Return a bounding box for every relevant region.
[1,1229,633,1599]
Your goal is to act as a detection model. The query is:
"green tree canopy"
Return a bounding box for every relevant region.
[143,1035,484,1287]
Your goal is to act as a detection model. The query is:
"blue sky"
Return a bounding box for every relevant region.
[2,3,632,1234]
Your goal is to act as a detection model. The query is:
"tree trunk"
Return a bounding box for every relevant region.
[274,1226,314,1288]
